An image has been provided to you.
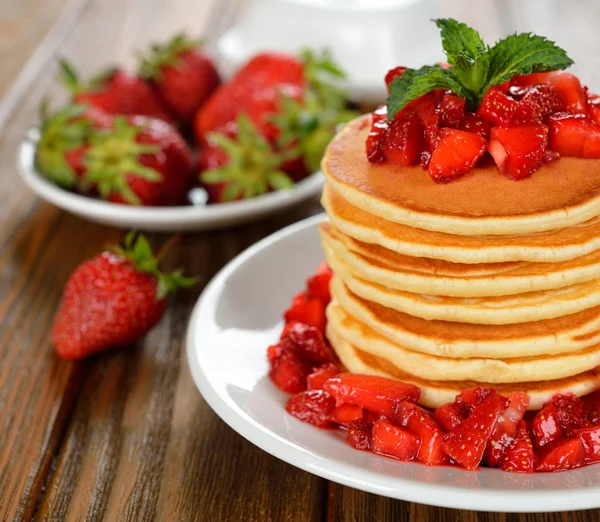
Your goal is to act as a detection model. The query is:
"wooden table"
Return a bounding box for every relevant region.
[1,0,599,520]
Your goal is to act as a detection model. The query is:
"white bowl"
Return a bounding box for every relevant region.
[17,130,324,231]
[186,213,600,513]
[215,0,444,104]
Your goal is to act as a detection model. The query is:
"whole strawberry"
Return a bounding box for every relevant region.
[138,34,220,124]
[52,232,195,360]
[81,114,193,205]
[59,59,174,123]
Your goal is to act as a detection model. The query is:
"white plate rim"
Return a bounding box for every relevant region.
[17,130,324,231]
[186,213,600,513]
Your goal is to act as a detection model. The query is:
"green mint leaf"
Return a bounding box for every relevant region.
[386,65,469,119]
[484,32,574,92]
[434,18,486,65]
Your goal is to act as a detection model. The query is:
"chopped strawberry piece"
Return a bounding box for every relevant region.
[385,66,407,92]
[488,124,548,180]
[395,401,448,465]
[457,113,491,140]
[366,106,388,163]
[428,128,487,183]
[433,402,466,432]
[499,420,534,473]
[330,404,364,424]
[485,392,530,467]
[583,390,600,425]
[363,410,385,425]
[381,109,425,165]
[455,387,497,417]
[290,292,307,308]
[284,298,326,332]
[511,84,563,124]
[285,390,335,429]
[549,73,587,114]
[372,419,420,461]
[306,272,332,305]
[347,420,372,450]
[267,342,284,365]
[281,321,330,364]
[439,93,466,127]
[322,374,420,417]
[442,393,510,471]
[531,404,563,448]
[587,93,600,125]
[409,93,440,150]
[316,261,332,275]
[510,72,558,88]
[574,425,600,464]
[476,88,518,126]
[535,437,586,472]
[547,112,600,158]
[551,393,589,434]
[543,149,560,163]
[269,350,311,394]
[307,363,339,390]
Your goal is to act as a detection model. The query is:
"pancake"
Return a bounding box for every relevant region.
[330,276,600,358]
[323,115,600,236]
[327,324,600,410]
[327,302,600,383]
[320,223,600,297]
[328,252,600,324]
[323,185,600,264]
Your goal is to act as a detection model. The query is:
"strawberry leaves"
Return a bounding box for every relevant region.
[387,18,573,117]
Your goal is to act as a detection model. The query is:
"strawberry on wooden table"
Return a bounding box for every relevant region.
[52,232,195,360]
[138,34,220,124]
[59,59,173,122]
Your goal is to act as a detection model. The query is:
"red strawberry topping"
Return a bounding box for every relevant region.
[372,419,420,461]
[381,109,425,165]
[428,128,487,183]
[476,88,519,126]
[285,390,335,429]
[499,420,534,473]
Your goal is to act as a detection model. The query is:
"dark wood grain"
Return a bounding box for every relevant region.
[0,0,600,520]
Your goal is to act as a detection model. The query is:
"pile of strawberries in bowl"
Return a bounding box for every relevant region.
[268,263,600,474]
[34,34,357,207]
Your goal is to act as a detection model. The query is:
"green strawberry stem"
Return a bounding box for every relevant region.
[201,114,294,201]
[58,58,116,94]
[138,33,202,81]
[387,18,574,118]
[113,231,196,300]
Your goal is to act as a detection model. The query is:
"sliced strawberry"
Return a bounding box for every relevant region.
[290,292,307,308]
[547,112,600,158]
[499,420,534,473]
[371,419,420,461]
[269,350,311,394]
[439,93,466,127]
[535,437,586,472]
[543,149,561,164]
[329,404,364,425]
[476,88,518,126]
[285,389,335,428]
[511,84,563,124]
[316,261,332,275]
[409,93,440,150]
[484,392,530,467]
[488,124,548,180]
[428,128,487,183]
[551,393,589,434]
[307,363,339,390]
[457,113,492,140]
[381,109,425,165]
[510,72,558,88]
[549,73,587,114]
[347,420,372,450]
[587,93,600,126]
[574,425,600,464]
[583,389,600,425]
[267,342,284,365]
[283,298,326,332]
[306,272,332,305]
[455,387,496,416]
[442,393,510,471]
[322,374,420,417]
[366,106,388,163]
[395,401,448,465]
[281,322,330,364]
[433,402,466,432]
[531,404,562,448]
[385,66,407,92]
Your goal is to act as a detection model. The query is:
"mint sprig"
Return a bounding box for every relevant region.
[387,18,573,118]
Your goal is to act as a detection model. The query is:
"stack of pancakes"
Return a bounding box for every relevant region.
[320,115,600,409]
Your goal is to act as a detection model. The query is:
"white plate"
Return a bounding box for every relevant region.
[17,131,323,232]
[186,213,600,513]
[215,0,443,104]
